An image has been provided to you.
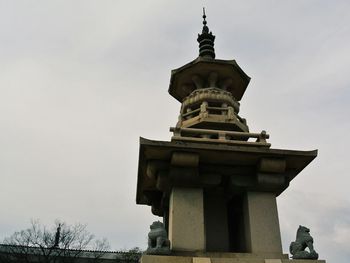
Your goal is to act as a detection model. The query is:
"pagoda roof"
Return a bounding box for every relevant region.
[168,56,250,102]
[136,137,317,207]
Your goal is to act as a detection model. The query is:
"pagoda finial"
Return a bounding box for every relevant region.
[202,7,207,27]
[197,7,215,59]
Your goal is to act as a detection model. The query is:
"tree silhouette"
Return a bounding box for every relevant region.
[1,219,110,263]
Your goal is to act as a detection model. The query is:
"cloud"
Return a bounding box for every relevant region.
[279,191,350,262]
[0,2,349,262]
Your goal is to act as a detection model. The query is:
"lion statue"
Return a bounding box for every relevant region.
[146,221,170,255]
[289,225,319,259]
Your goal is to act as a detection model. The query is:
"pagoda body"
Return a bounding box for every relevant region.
[136,12,325,263]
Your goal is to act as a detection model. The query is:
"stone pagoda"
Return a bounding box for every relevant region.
[136,10,325,263]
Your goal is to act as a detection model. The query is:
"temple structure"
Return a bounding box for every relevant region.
[136,10,325,263]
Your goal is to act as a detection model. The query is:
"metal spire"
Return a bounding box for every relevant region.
[197,7,215,59]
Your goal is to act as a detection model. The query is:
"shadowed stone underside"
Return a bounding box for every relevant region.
[136,137,317,213]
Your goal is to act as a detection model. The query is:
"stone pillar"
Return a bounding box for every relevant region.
[243,192,283,254]
[168,187,205,251]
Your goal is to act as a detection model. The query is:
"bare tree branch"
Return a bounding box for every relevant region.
[2,219,110,263]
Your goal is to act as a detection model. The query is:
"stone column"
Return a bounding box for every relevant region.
[168,187,205,251]
[243,192,283,254]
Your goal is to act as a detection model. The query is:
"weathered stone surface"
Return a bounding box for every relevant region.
[177,88,249,133]
[136,137,318,209]
[168,188,205,251]
[141,255,192,263]
[243,192,282,254]
[171,152,199,167]
[289,225,319,260]
[264,260,282,263]
[258,158,286,173]
[140,254,325,263]
[193,257,211,263]
[136,12,321,260]
[256,173,286,190]
[146,221,170,255]
[168,57,250,103]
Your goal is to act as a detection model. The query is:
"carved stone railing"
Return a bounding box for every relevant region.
[170,127,270,147]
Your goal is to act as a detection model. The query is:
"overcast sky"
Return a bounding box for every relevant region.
[0,1,349,262]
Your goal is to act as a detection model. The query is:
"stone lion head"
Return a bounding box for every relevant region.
[150,221,163,230]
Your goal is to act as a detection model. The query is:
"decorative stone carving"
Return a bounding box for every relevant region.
[177,87,249,133]
[289,225,319,260]
[182,87,239,113]
[146,221,170,255]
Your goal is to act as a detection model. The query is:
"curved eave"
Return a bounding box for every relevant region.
[136,137,318,204]
[168,57,251,103]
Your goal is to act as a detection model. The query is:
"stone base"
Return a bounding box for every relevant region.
[141,254,326,263]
